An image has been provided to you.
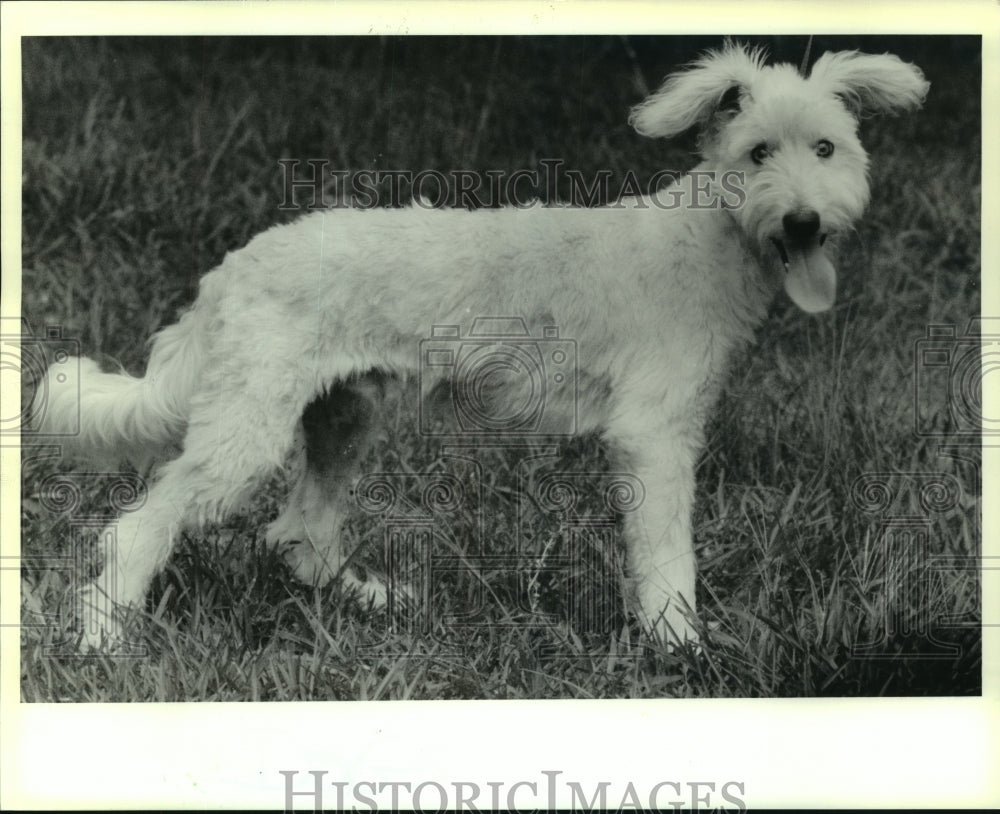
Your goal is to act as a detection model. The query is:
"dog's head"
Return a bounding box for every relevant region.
[629,42,929,313]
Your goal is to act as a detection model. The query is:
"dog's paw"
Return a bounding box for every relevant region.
[656,617,701,653]
[281,539,393,609]
[280,539,342,586]
[265,511,306,551]
[76,584,128,652]
[278,533,400,611]
[638,603,701,652]
[342,570,391,610]
[630,577,702,652]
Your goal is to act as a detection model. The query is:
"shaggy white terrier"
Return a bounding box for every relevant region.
[37,43,928,649]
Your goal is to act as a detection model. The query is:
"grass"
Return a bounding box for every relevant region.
[18,35,982,700]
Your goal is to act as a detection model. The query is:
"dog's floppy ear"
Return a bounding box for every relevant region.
[629,42,765,139]
[808,51,930,116]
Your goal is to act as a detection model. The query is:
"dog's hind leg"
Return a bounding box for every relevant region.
[78,359,319,649]
[266,375,385,605]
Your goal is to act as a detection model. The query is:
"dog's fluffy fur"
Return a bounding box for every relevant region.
[38,43,928,648]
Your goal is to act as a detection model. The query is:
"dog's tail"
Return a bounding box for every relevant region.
[38,296,212,465]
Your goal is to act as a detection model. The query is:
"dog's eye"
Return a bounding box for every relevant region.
[815,139,834,158]
[750,143,770,164]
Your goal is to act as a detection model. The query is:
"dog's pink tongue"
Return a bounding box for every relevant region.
[783,243,837,313]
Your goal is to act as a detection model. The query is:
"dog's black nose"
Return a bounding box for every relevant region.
[782,209,821,240]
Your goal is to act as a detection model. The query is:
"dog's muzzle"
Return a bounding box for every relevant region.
[771,208,836,313]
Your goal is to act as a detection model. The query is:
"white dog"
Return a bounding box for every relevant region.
[38,43,928,649]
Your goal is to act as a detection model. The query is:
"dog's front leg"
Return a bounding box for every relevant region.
[608,425,701,647]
